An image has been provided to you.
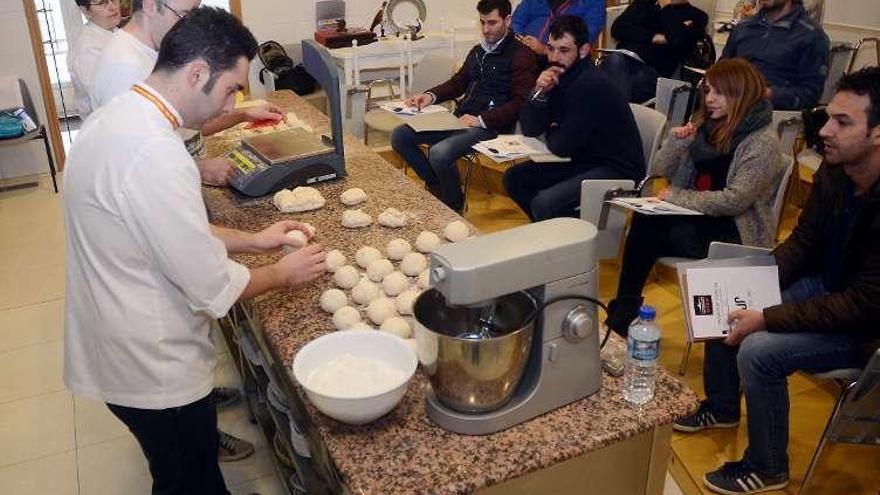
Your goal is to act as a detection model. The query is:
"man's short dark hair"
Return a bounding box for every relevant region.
[477,0,512,18]
[837,67,880,129]
[154,7,258,93]
[548,15,589,48]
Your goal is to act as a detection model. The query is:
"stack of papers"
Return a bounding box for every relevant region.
[472,135,570,163]
[379,101,448,116]
[606,197,703,215]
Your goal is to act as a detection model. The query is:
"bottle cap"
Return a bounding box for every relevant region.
[639,305,656,321]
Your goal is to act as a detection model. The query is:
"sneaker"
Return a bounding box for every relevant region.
[210,387,241,409]
[674,401,739,432]
[218,431,255,462]
[703,461,789,494]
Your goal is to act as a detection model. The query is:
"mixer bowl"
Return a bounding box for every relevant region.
[413,289,536,413]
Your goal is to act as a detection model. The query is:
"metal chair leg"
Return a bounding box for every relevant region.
[678,339,692,375]
[798,382,852,494]
[40,126,58,193]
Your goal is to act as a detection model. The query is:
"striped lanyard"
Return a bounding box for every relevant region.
[132,84,180,129]
[538,0,574,42]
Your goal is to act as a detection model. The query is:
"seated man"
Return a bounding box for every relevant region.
[674,67,880,495]
[502,15,646,222]
[721,0,830,110]
[604,0,708,103]
[511,0,606,54]
[390,0,536,212]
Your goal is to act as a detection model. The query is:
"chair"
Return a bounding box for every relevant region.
[800,348,880,494]
[771,154,796,238]
[848,37,880,72]
[629,103,667,170]
[603,5,628,48]
[772,110,803,157]
[676,241,773,375]
[649,78,695,130]
[580,179,636,259]
[0,79,58,193]
[820,42,857,105]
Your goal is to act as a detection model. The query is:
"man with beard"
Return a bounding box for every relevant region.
[502,15,645,221]
[674,67,880,494]
[721,0,829,110]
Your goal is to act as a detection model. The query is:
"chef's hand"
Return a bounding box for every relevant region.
[198,157,236,186]
[275,243,326,288]
[251,220,313,253]
[459,114,481,127]
[404,93,433,110]
[724,309,765,346]
[535,66,564,93]
[671,122,697,140]
[242,103,285,123]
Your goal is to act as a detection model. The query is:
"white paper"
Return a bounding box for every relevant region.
[684,265,782,340]
[472,135,570,163]
[607,197,703,215]
[405,111,468,132]
[379,101,447,116]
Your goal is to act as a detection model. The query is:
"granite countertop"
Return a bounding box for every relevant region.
[204,91,699,495]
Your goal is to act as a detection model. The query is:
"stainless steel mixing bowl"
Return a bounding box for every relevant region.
[413,289,536,413]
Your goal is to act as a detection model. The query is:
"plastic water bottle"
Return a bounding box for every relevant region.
[624,305,661,406]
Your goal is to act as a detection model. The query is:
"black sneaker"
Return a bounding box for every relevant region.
[703,461,789,494]
[210,387,241,409]
[674,401,739,432]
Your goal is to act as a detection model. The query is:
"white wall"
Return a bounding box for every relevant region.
[0,0,55,181]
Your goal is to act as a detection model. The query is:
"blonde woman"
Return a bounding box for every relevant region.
[606,58,782,335]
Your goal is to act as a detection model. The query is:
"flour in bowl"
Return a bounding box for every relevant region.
[306,354,405,398]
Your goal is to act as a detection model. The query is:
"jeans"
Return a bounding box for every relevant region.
[606,213,741,333]
[703,276,864,476]
[600,52,661,104]
[502,162,635,221]
[390,124,496,211]
[107,394,229,495]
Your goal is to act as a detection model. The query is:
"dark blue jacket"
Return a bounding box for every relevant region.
[512,0,606,45]
[721,4,829,110]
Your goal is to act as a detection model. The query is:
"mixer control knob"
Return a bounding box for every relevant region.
[563,306,594,343]
[431,266,446,283]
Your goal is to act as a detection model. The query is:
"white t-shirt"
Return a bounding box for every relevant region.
[63,83,250,410]
[89,29,157,110]
[68,22,115,119]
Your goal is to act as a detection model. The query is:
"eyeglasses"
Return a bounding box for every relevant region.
[86,0,119,7]
[158,1,189,19]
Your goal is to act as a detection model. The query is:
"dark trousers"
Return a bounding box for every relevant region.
[503,161,634,221]
[606,213,741,333]
[107,394,229,495]
[600,52,661,104]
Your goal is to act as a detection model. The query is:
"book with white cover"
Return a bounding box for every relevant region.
[472,135,570,163]
[607,197,703,215]
[681,263,781,340]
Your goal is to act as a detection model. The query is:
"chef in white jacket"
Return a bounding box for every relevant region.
[68,0,121,119]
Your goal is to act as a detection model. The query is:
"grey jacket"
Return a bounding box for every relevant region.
[653,124,782,247]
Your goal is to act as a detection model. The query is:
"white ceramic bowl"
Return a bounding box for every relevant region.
[292,330,417,425]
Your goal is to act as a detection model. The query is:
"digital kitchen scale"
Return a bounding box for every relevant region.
[228,39,347,197]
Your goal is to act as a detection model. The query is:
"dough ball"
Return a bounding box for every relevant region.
[367,298,397,325]
[319,289,348,314]
[351,279,381,305]
[395,289,420,316]
[377,207,407,228]
[385,238,413,260]
[366,258,394,282]
[400,252,428,276]
[300,222,317,237]
[380,317,412,339]
[274,187,325,212]
[417,269,431,289]
[382,271,411,297]
[443,220,470,242]
[415,231,442,253]
[325,249,347,272]
[349,322,375,331]
[355,246,384,268]
[333,265,360,289]
[283,229,308,253]
[342,209,372,228]
[340,187,367,206]
[332,306,361,330]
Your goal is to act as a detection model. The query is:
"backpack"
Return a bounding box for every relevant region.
[257,41,317,96]
[0,111,24,139]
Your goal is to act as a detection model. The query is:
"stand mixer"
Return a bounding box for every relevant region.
[413,218,603,435]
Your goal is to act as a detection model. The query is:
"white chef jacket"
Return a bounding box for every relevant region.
[89,29,157,110]
[68,22,115,119]
[63,83,250,410]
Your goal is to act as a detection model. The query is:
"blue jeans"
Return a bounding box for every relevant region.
[702,276,864,476]
[390,124,496,211]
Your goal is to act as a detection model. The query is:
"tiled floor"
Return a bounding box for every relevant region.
[0,176,285,495]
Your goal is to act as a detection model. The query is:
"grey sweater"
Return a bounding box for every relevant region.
[653,124,782,247]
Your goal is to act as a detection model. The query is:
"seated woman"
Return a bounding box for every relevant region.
[68,0,121,120]
[605,58,782,335]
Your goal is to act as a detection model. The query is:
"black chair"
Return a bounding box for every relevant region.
[0,79,58,193]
